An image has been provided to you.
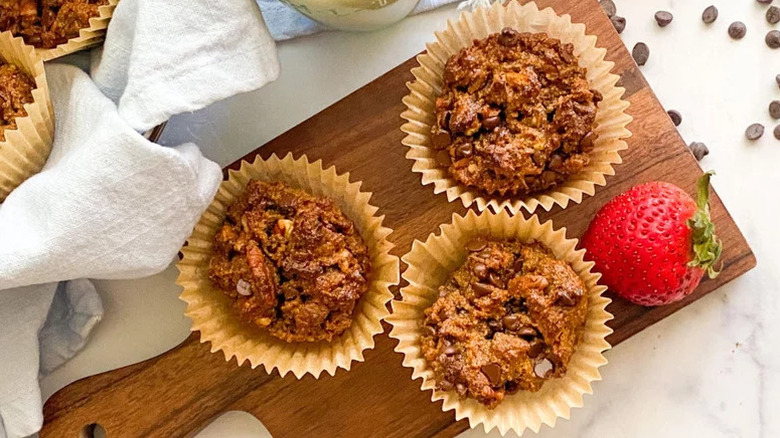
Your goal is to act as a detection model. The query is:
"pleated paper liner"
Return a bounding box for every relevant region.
[177,153,399,379]
[401,1,632,215]
[387,210,612,435]
[0,32,54,202]
[37,0,118,61]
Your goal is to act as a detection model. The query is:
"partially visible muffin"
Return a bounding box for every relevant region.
[431,28,601,197]
[0,0,109,49]
[420,238,587,408]
[208,180,371,343]
[0,61,35,142]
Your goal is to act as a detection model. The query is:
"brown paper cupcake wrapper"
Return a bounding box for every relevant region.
[387,210,612,435]
[0,32,54,203]
[401,1,632,215]
[37,0,118,61]
[177,153,399,379]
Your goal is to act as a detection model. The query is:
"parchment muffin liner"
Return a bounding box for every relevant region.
[0,32,54,203]
[177,153,399,379]
[37,0,118,61]
[387,210,612,435]
[401,1,632,214]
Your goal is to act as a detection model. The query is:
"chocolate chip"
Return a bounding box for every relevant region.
[488,272,504,288]
[556,289,578,306]
[527,339,545,358]
[534,358,554,378]
[481,363,502,386]
[632,42,649,66]
[610,16,626,34]
[504,380,520,394]
[516,326,537,338]
[431,131,451,149]
[746,123,765,140]
[770,101,780,120]
[455,143,473,158]
[512,257,524,274]
[776,74,780,90]
[455,383,467,396]
[599,0,616,18]
[728,22,746,40]
[655,11,673,27]
[423,325,437,337]
[548,152,564,171]
[767,31,780,49]
[473,282,493,297]
[667,110,682,126]
[580,131,596,151]
[443,345,457,356]
[487,319,502,331]
[473,262,488,279]
[702,5,718,24]
[483,115,500,131]
[497,27,520,47]
[774,124,780,140]
[502,315,522,331]
[434,150,451,168]
[768,6,780,25]
[688,142,709,161]
[466,238,487,252]
[439,380,454,391]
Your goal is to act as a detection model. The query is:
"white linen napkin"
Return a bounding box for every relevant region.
[0,0,280,436]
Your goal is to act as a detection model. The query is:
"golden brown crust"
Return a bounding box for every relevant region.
[208,180,371,343]
[0,0,108,49]
[0,62,35,142]
[420,239,587,408]
[432,28,601,197]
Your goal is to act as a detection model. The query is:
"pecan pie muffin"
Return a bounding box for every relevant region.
[0,61,35,142]
[208,180,371,343]
[420,238,587,408]
[431,28,602,197]
[0,0,109,49]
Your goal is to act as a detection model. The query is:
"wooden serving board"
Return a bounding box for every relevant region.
[40,1,756,437]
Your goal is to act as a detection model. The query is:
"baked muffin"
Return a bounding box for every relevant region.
[0,0,109,49]
[431,28,602,197]
[208,180,371,343]
[420,238,587,408]
[0,61,35,142]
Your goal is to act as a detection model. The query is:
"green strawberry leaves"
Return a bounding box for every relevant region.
[687,171,723,278]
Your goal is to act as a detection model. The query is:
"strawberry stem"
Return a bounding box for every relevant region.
[687,171,723,278]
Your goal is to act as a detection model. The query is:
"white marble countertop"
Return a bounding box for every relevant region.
[40,0,780,437]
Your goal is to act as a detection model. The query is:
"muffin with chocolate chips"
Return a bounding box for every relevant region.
[431,28,601,198]
[0,0,110,49]
[420,238,587,408]
[0,60,35,142]
[208,179,371,343]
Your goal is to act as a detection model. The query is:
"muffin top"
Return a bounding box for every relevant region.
[431,28,601,197]
[0,62,35,142]
[0,0,109,49]
[208,180,371,343]
[420,238,587,408]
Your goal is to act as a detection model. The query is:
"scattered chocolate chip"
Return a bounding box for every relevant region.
[473,282,494,297]
[767,30,780,49]
[746,123,765,140]
[534,358,554,378]
[487,319,502,331]
[580,131,596,151]
[423,325,437,337]
[497,27,520,47]
[768,6,780,25]
[667,109,682,126]
[443,345,457,356]
[688,142,710,161]
[455,143,473,158]
[770,101,780,120]
[473,262,488,279]
[236,279,252,296]
[516,326,537,338]
[774,124,780,140]
[488,272,504,288]
[556,289,579,306]
[702,5,718,24]
[455,383,467,396]
[481,363,502,385]
[632,42,649,66]
[439,380,454,391]
[512,257,524,274]
[466,238,487,252]
[483,115,501,130]
[502,314,522,331]
[776,74,780,89]
[655,11,673,27]
[728,22,747,40]
[434,150,451,168]
[527,339,545,358]
[610,15,626,34]
[599,0,616,18]
[504,380,520,395]
[431,131,451,149]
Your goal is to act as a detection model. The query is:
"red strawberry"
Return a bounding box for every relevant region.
[581,172,722,306]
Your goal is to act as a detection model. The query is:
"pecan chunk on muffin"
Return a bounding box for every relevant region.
[420,239,587,408]
[432,28,601,197]
[208,180,371,343]
[0,0,109,49]
[0,61,35,141]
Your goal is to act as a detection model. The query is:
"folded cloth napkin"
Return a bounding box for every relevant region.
[257,0,459,40]
[0,0,280,436]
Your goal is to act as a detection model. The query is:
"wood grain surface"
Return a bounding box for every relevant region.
[41,1,756,437]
